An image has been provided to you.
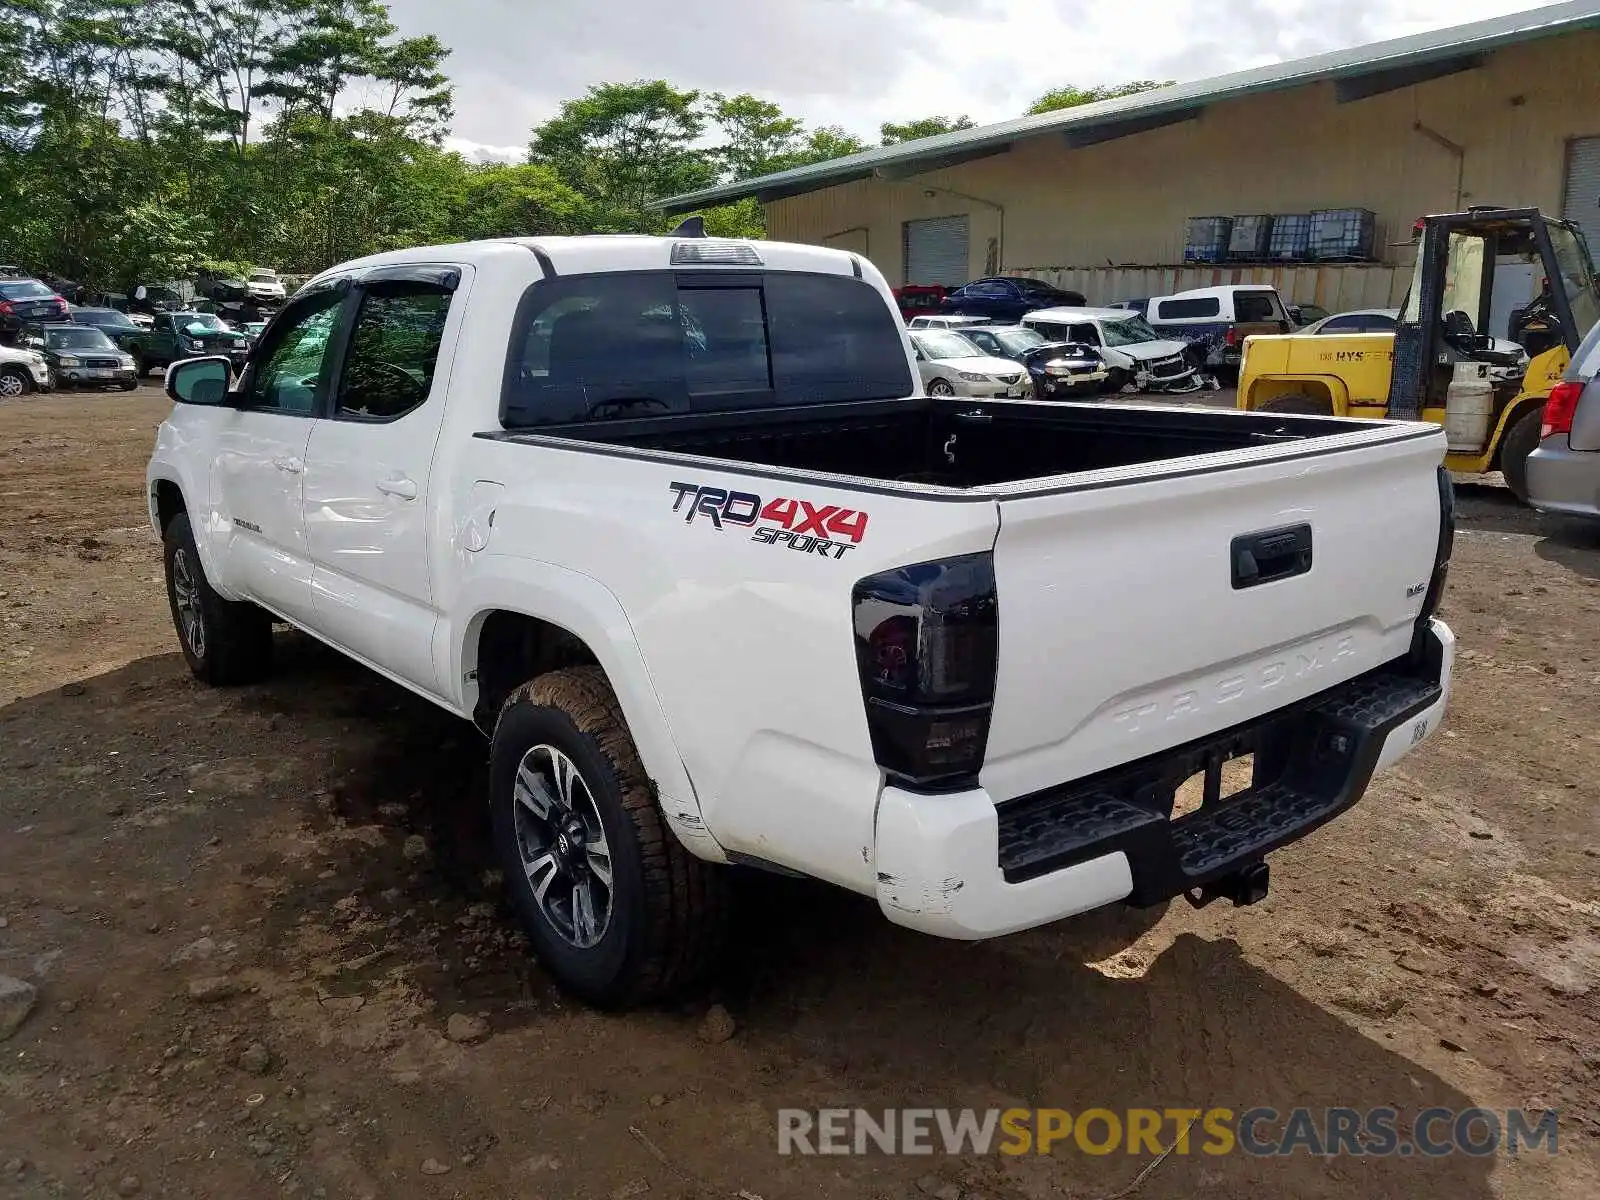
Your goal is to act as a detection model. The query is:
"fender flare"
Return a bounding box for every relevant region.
[448,560,726,863]
[1240,373,1354,415]
[145,466,242,602]
[1488,391,1547,466]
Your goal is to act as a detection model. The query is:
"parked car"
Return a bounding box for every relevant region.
[908,328,1031,397]
[0,339,52,397]
[0,278,69,342]
[1526,314,1600,518]
[246,269,287,304]
[940,276,1086,323]
[1140,285,1292,377]
[892,284,948,322]
[1021,307,1199,393]
[127,310,252,375]
[907,313,994,330]
[148,232,1454,1009]
[956,323,1108,398]
[20,322,138,389]
[69,305,150,348]
[1288,302,1330,327]
[1303,307,1529,380]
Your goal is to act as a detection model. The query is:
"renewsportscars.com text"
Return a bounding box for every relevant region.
[777,1107,1559,1158]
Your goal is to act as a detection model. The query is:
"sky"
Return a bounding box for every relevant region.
[379,0,1557,164]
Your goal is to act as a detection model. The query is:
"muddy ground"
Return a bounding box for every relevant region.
[1,387,1597,1200]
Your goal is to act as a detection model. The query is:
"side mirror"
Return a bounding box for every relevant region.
[166,356,233,406]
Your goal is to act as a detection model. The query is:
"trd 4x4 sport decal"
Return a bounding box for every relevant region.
[668,481,868,560]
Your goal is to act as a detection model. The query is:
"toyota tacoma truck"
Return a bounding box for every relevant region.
[146,232,1456,1007]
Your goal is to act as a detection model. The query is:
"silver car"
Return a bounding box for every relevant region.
[1526,319,1600,517]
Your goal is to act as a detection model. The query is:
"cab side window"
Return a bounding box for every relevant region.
[245,291,346,414]
[334,283,453,421]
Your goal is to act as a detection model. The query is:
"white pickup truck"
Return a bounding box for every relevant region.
[147,233,1456,1007]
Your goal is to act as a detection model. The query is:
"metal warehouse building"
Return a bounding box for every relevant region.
[659,1,1600,317]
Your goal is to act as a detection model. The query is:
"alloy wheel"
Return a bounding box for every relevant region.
[171,547,206,659]
[512,744,614,949]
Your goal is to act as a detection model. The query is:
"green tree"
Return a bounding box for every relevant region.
[1025,80,1172,115]
[879,114,973,144]
[707,91,804,180]
[530,80,715,233]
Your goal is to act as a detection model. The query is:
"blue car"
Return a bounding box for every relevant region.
[939,277,1086,323]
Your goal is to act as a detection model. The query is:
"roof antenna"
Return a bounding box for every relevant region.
[671,215,706,238]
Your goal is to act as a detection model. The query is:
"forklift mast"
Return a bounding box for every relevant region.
[1387,207,1599,420]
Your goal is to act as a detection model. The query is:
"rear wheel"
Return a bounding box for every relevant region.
[1259,392,1333,415]
[1498,406,1544,505]
[162,511,274,685]
[926,378,955,397]
[0,367,30,398]
[491,667,729,1008]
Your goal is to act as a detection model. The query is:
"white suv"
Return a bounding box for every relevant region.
[0,341,52,397]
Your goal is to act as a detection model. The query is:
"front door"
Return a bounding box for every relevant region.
[303,267,462,694]
[213,288,346,625]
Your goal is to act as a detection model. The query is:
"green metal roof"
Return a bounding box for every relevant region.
[655,1,1600,214]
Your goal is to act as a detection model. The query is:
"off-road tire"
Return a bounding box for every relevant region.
[162,511,275,685]
[491,667,729,1008]
[1498,406,1543,505]
[1259,392,1334,415]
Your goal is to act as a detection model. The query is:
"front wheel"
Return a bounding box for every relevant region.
[162,512,274,684]
[1099,367,1131,394]
[926,378,955,397]
[0,367,30,399]
[491,667,729,1008]
[1498,406,1544,505]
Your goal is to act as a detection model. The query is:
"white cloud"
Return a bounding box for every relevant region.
[388,0,1547,149]
[443,136,525,164]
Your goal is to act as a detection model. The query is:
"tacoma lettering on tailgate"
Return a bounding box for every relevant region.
[668,481,869,560]
[1111,635,1357,734]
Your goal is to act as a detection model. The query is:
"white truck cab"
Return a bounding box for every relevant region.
[147,232,1455,1007]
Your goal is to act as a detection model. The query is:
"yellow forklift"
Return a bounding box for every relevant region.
[1237,207,1600,502]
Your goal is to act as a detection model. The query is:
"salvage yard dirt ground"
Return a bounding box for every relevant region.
[1,387,1598,1200]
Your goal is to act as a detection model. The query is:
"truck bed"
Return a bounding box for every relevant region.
[492,397,1414,493]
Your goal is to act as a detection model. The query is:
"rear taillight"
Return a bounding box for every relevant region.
[0,301,12,316]
[1542,380,1583,440]
[853,553,998,791]
[1225,328,1242,347]
[1412,465,1454,660]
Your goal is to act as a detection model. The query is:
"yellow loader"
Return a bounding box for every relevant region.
[1237,207,1600,502]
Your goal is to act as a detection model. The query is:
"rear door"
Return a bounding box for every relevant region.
[981,426,1445,802]
[302,265,464,693]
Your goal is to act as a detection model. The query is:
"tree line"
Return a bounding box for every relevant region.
[0,0,1168,291]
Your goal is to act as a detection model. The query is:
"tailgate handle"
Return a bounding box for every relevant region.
[1231,523,1312,589]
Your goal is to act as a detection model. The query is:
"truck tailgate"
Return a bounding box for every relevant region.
[981,422,1445,803]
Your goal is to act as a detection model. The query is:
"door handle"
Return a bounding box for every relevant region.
[376,476,418,500]
[273,455,303,474]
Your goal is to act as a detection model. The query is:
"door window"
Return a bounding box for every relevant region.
[1316,315,1367,334]
[245,290,346,414]
[1156,296,1222,320]
[334,283,453,420]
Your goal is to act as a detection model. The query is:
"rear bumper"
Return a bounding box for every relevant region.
[873,619,1453,939]
[1527,437,1600,517]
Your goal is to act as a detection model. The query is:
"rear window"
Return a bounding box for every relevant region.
[502,271,913,427]
[0,281,56,300]
[1155,296,1222,320]
[1234,291,1283,322]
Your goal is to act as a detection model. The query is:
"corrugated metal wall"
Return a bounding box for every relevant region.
[765,31,1600,307]
[1021,263,1411,310]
